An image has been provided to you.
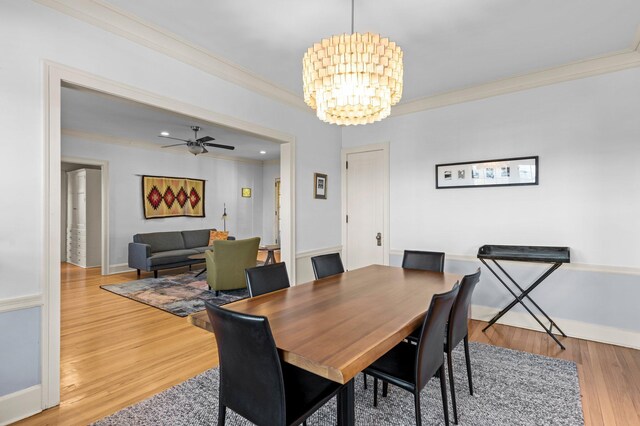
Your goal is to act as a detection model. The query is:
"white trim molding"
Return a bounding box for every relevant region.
[0,295,43,314]
[62,129,264,165]
[43,61,297,412]
[471,304,640,350]
[107,263,134,275]
[0,385,42,426]
[34,2,640,118]
[34,0,306,111]
[393,49,640,117]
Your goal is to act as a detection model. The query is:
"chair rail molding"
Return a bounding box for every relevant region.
[0,294,44,314]
[295,245,343,285]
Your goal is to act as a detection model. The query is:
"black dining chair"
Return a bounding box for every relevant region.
[399,268,481,424]
[310,253,345,279]
[365,285,460,426]
[245,262,290,297]
[402,250,445,272]
[205,302,343,426]
[443,267,481,424]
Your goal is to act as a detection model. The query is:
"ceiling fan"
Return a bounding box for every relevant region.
[159,126,235,155]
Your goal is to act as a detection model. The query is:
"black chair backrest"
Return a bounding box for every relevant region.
[402,250,445,272]
[415,284,460,390]
[311,253,345,280]
[205,302,286,425]
[245,262,290,297]
[448,268,481,349]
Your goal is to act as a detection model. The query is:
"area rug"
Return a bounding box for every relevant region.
[93,342,584,425]
[100,271,248,317]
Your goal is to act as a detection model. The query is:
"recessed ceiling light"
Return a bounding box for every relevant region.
[160,131,170,136]
[259,150,266,155]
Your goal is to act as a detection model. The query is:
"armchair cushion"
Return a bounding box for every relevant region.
[206,237,260,291]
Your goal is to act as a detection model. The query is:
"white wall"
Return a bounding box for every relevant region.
[261,160,280,245]
[343,67,640,336]
[0,0,341,405]
[62,136,267,267]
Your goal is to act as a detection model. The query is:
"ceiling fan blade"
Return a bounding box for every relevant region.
[196,136,215,143]
[161,143,187,148]
[158,135,189,143]
[202,142,235,150]
[201,146,209,154]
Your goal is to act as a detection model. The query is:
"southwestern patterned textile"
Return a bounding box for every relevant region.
[143,175,205,219]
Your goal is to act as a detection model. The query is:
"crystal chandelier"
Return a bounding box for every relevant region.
[302,0,403,126]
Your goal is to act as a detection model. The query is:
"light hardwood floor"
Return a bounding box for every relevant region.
[16,262,640,425]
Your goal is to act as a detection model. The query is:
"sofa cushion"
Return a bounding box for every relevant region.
[147,249,199,267]
[182,229,214,249]
[134,232,185,253]
[194,246,214,253]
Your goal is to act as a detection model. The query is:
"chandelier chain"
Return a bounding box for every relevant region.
[351,0,354,34]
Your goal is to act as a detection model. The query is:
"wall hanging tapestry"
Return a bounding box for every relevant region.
[142,175,205,219]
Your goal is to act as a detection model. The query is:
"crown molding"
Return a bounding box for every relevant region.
[34,0,308,111]
[62,128,264,164]
[35,1,640,119]
[393,49,640,116]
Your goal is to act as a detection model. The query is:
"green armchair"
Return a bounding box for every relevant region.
[205,237,260,295]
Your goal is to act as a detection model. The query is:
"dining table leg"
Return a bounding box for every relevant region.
[337,379,355,426]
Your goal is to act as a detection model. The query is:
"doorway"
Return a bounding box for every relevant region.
[42,62,297,409]
[342,143,390,270]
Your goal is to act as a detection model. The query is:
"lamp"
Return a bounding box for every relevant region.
[221,203,228,232]
[302,0,403,126]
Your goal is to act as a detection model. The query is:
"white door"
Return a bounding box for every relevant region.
[345,149,386,270]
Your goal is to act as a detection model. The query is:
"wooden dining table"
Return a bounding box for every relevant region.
[196,264,462,425]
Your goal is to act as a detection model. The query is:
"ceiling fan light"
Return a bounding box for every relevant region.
[188,144,204,155]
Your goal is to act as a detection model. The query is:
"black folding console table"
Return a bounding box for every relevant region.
[477,245,570,350]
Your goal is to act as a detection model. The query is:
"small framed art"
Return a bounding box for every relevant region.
[314,173,327,199]
[241,187,252,198]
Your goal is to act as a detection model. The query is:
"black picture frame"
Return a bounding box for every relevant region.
[435,156,539,189]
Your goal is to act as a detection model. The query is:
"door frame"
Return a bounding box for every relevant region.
[61,157,110,275]
[341,142,390,268]
[42,61,296,408]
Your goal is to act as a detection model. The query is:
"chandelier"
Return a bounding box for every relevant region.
[302,0,403,126]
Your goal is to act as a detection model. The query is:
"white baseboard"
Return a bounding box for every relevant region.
[108,263,135,275]
[471,304,640,350]
[0,385,42,425]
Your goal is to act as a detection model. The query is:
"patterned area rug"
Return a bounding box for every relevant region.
[94,342,584,425]
[100,271,248,317]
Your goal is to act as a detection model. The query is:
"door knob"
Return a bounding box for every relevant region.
[376,232,382,246]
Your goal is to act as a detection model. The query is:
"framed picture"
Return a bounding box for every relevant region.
[314,173,327,199]
[435,156,538,189]
[241,187,252,198]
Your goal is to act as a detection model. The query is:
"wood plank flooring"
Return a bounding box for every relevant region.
[16,262,640,425]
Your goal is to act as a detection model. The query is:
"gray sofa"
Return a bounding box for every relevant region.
[128,228,235,278]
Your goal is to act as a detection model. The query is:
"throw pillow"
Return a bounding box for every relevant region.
[208,230,229,246]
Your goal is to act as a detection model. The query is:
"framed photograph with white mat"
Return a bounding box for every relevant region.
[436,156,538,189]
